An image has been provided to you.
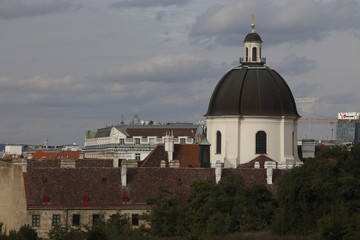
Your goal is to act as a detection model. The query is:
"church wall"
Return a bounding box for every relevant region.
[207,117,298,167]
[239,117,282,164]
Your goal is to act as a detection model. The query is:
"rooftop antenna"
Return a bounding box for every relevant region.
[251,15,256,33]
[121,113,124,125]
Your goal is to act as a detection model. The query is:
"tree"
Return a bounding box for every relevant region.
[47,226,85,240]
[145,186,189,238]
[273,144,360,236]
[8,225,38,240]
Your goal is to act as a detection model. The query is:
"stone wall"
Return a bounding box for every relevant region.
[27,208,148,238]
[0,161,27,233]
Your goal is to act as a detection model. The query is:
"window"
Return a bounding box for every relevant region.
[180,138,186,144]
[216,131,222,154]
[131,214,139,226]
[134,138,141,144]
[135,153,141,160]
[92,214,100,225]
[32,215,40,227]
[245,47,249,61]
[256,131,267,154]
[252,47,257,61]
[52,214,61,226]
[72,214,80,226]
[119,138,125,145]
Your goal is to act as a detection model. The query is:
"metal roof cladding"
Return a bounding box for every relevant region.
[205,64,299,117]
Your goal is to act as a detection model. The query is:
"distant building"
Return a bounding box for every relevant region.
[5,145,23,157]
[83,121,199,162]
[336,112,360,143]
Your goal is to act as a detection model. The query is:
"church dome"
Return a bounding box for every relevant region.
[205,22,299,118]
[205,65,299,117]
[244,32,262,42]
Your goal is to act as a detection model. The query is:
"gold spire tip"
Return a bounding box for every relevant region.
[251,15,256,32]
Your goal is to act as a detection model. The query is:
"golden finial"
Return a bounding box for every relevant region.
[251,15,255,32]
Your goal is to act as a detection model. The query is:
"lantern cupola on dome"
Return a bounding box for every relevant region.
[240,15,265,65]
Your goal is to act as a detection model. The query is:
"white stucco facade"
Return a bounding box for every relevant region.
[207,116,300,168]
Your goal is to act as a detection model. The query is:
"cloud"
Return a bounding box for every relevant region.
[189,0,360,46]
[292,82,320,98]
[155,11,166,21]
[109,0,191,9]
[95,54,223,83]
[273,54,317,76]
[321,91,360,105]
[0,0,82,20]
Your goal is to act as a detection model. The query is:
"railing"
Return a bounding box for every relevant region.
[239,57,266,64]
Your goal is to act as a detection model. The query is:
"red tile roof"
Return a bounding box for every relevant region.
[55,151,80,160]
[24,167,285,208]
[141,144,199,168]
[31,150,59,160]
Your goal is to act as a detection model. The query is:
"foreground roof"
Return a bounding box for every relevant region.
[24,167,285,208]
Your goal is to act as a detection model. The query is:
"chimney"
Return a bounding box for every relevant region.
[215,161,222,184]
[164,131,174,161]
[121,163,127,187]
[265,161,276,185]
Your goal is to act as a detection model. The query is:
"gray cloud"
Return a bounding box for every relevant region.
[109,0,191,9]
[321,91,360,105]
[190,0,360,46]
[155,11,166,21]
[0,0,82,20]
[95,54,223,83]
[291,82,320,98]
[273,54,317,76]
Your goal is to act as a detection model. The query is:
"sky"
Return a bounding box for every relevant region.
[0,0,360,146]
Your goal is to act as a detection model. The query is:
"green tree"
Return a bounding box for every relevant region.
[47,226,85,240]
[8,225,38,240]
[145,186,189,238]
[273,144,360,236]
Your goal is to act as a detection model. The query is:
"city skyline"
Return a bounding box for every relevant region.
[0,0,359,146]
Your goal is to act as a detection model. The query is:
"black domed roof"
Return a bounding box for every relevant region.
[205,65,299,117]
[244,32,262,42]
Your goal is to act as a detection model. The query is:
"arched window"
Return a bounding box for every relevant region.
[245,47,249,61]
[252,47,257,61]
[216,131,222,154]
[256,131,266,154]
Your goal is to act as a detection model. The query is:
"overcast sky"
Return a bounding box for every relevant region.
[0,0,359,146]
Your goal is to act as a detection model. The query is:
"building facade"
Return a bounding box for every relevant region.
[83,123,199,162]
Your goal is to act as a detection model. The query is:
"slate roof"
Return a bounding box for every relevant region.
[91,124,198,139]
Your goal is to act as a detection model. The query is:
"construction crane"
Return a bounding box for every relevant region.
[298,118,337,140]
[295,98,338,140]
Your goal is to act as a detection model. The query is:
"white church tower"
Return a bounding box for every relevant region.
[205,19,301,168]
